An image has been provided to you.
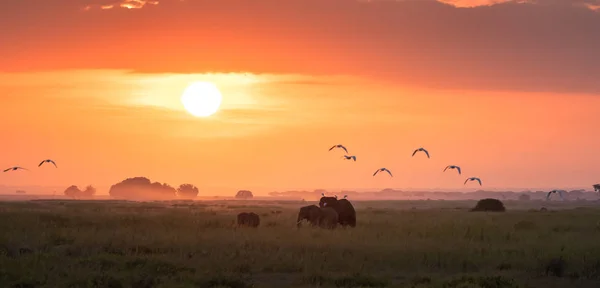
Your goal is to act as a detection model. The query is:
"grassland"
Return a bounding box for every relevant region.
[1,199,600,287]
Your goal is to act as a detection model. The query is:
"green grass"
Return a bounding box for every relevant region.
[1,199,600,287]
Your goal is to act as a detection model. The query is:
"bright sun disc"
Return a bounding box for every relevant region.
[180,81,223,117]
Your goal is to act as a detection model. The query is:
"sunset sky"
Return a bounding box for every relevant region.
[1,0,599,195]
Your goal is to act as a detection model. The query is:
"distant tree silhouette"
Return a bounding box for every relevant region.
[63,185,95,199]
[177,184,199,199]
[81,185,96,198]
[518,194,531,201]
[235,190,254,199]
[109,177,177,200]
[64,185,81,198]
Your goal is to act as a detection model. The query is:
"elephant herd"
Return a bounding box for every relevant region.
[236,195,357,229]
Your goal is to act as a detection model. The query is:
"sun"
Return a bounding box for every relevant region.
[180,81,223,117]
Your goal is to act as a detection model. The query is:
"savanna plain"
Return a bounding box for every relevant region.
[2,199,600,288]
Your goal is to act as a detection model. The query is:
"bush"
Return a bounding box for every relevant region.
[470,198,506,212]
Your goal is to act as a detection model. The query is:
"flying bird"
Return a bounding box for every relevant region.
[38,159,57,168]
[443,165,461,175]
[3,166,29,172]
[412,147,430,158]
[546,189,565,200]
[341,155,357,161]
[373,168,393,177]
[464,177,482,186]
[329,144,348,154]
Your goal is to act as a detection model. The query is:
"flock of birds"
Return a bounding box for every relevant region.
[329,144,483,187]
[2,148,598,202]
[329,144,598,201]
[3,159,57,172]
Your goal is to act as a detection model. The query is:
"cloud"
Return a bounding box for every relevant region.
[1,0,600,93]
[83,0,159,10]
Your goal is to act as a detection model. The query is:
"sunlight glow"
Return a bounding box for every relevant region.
[180,81,223,117]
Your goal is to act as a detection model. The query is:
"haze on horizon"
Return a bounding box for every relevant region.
[1,0,599,196]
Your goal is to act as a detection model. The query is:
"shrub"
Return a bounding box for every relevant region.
[470,198,506,212]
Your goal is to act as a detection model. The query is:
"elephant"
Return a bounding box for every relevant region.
[237,212,260,227]
[296,205,322,227]
[319,196,356,227]
[318,207,339,229]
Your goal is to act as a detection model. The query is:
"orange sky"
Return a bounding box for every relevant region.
[1,0,599,195]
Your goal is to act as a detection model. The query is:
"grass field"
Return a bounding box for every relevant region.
[1,199,600,287]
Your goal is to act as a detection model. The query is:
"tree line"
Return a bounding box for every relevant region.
[63,176,253,200]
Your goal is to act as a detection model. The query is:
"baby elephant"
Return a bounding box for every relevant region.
[297,205,322,227]
[318,207,339,229]
[296,205,338,229]
[237,212,260,227]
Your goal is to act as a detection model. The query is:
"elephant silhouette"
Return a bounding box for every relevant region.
[319,196,356,227]
[237,212,260,227]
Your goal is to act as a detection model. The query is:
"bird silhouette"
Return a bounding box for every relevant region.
[3,166,29,172]
[443,165,461,175]
[373,168,393,177]
[38,159,57,168]
[464,177,482,186]
[343,195,348,199]
[412,147,430,158]
[341,155,357,161]
[329,144,348,153]
[546,189,565,200]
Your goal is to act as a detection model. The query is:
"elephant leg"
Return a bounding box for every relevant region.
[347,217,356,227]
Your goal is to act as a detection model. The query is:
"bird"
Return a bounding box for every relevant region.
[341,155,357,161]
[443,165,461,175]
[373,168,393,177]
[343,195,348,199]
[546,190,565,200]
[329,144,348,153]
[3,166,29,172]
[593,184,600,192]
[464,177,482,186]
[412,147,430,158]
[38,159,57,168]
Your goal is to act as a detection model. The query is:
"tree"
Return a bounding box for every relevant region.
[109,177,177,200]
[235,190,253,199]
[177,184,199,199]
[81,185,96,198]
[64,185,81,198]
